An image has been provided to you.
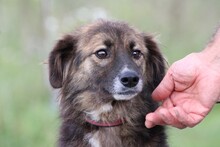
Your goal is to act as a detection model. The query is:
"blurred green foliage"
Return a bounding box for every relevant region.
[1,0,220,147]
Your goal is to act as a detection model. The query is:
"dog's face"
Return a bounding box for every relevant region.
[49,20,165,102]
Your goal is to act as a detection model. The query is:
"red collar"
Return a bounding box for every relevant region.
[85,118,124,127]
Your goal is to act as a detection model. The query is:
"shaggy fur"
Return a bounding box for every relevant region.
[49,20,168,147]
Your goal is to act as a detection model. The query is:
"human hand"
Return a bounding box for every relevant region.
[145,52,220,129]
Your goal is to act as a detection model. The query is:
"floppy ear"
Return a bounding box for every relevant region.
[143,35,166,91]
[49,35,77,88]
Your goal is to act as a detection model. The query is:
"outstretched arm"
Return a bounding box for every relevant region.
[145,27,220,129]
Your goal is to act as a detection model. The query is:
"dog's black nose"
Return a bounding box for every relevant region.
[120,72,139,88]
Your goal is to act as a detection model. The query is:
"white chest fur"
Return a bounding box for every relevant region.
[85,103,113,121]
[85,132,101,147]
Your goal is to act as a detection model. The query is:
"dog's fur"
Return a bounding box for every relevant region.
[49,20,168,147]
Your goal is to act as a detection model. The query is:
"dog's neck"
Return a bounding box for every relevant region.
[85,117,124,127]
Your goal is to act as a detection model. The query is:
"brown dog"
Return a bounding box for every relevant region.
[49,20,168,147]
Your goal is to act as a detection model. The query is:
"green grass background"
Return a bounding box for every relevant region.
[1,0,220,146]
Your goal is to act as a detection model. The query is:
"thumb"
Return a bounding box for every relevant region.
[152,71,174,101]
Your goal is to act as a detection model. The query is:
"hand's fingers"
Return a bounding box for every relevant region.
[170,107,204,128]
[158,108,186,129]
[145,113,156,128]
[162,97,175,108]
[146,106,187,129]
[145,112,166,128]
[152,70,174,101]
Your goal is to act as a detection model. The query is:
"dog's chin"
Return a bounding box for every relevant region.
[113,92,138,100]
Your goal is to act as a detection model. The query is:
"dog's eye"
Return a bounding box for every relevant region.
[95,49,109,59]
[132,50,142,59]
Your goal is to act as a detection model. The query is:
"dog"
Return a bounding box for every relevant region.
[49,20,168,147]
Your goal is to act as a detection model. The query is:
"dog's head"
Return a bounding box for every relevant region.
[49,20,165,101]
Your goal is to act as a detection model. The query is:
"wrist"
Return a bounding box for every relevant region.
[199,50,220,76]
[200,46,220,63]
[200,27,220,63]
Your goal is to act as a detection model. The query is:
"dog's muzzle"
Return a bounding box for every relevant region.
[112,69,143,100]
[119,71,139,88]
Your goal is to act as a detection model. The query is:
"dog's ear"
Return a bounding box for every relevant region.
[143,34,166,90]
[49,34,77,88]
